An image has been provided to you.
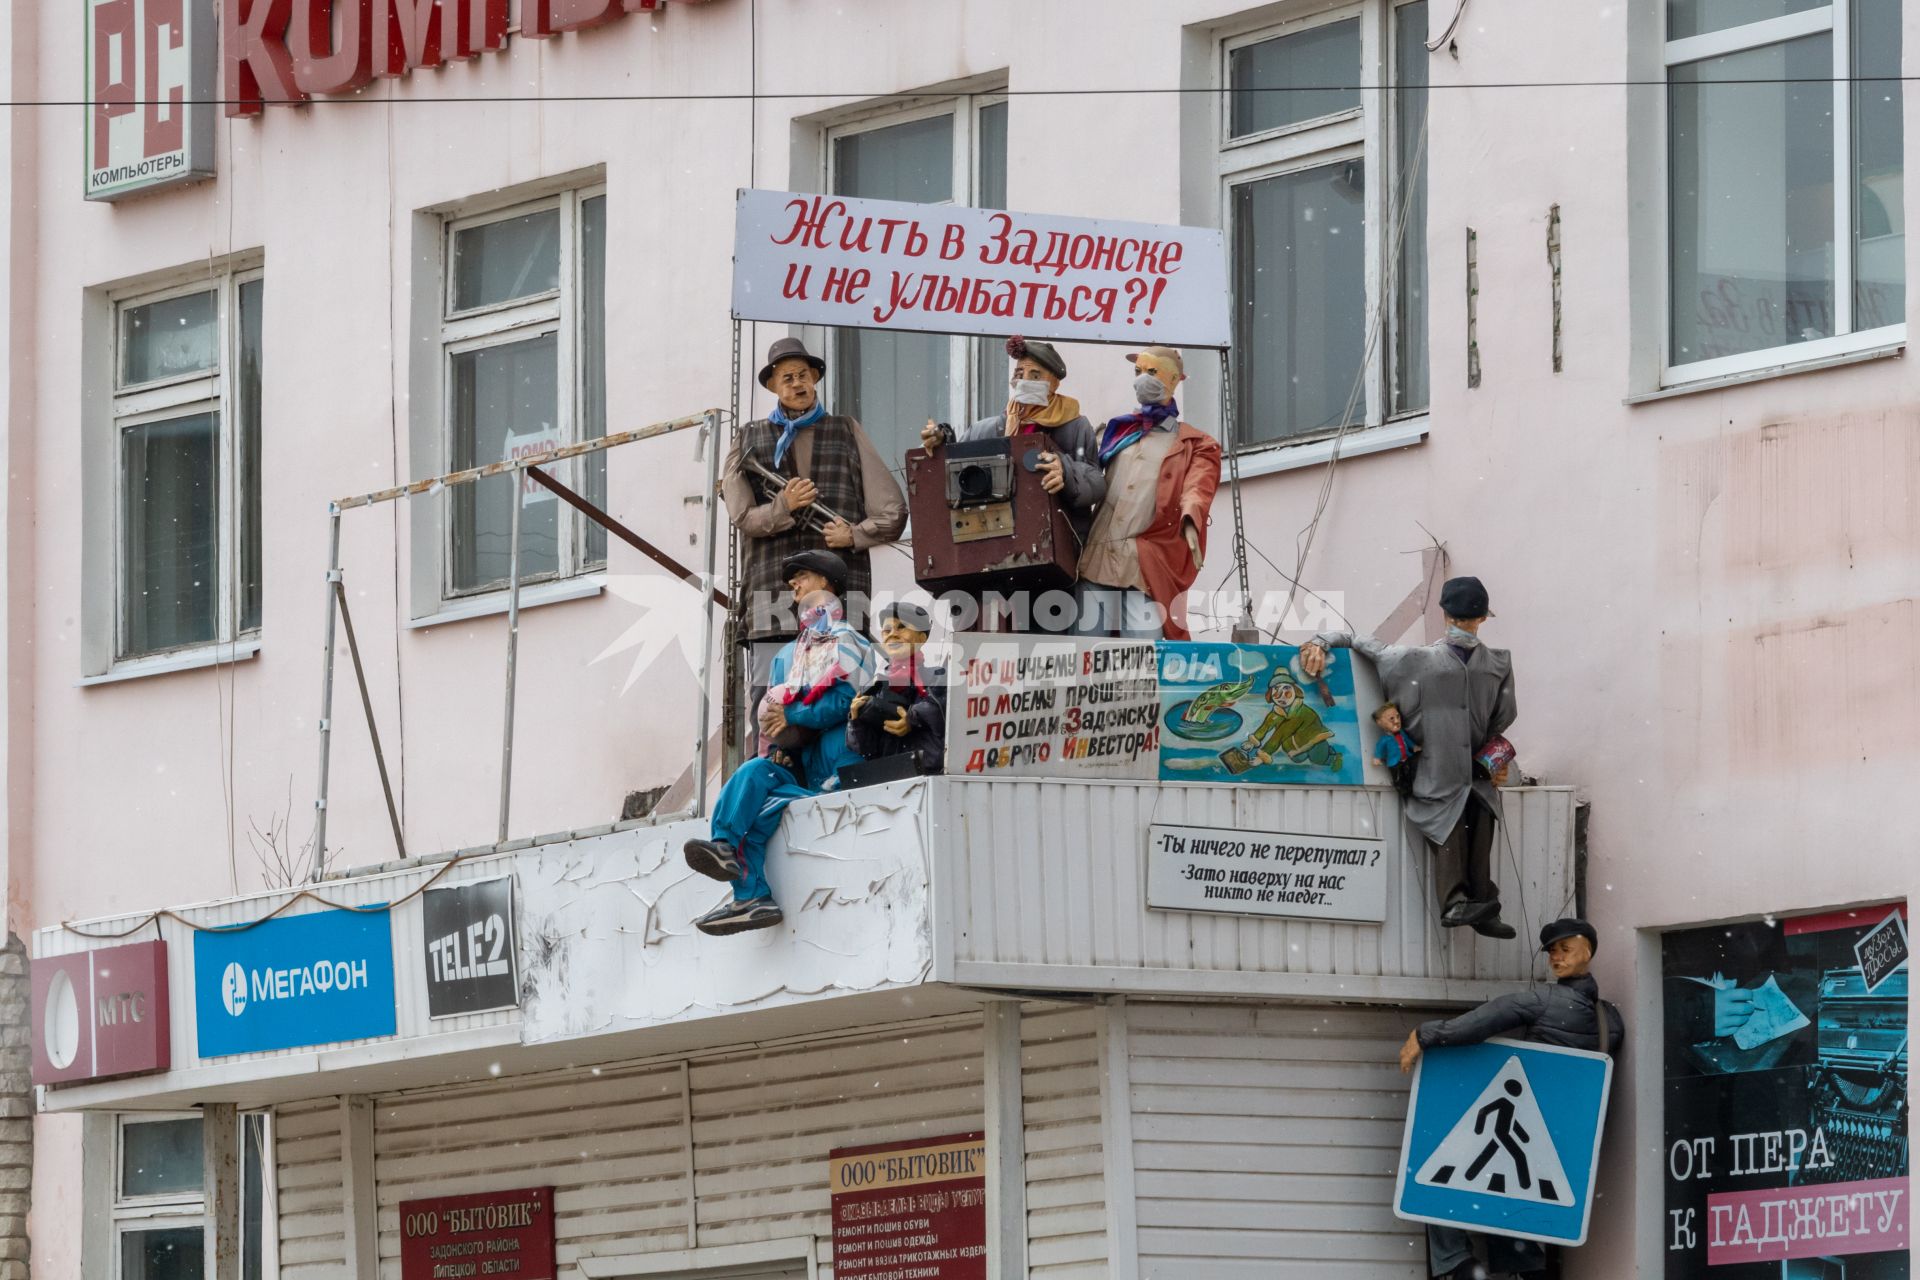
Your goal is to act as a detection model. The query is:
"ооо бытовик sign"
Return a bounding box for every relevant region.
[192,907,397,1057]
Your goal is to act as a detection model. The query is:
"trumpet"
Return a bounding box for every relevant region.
[742,454,852,533]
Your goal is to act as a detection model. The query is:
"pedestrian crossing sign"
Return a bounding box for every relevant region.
[1394,1036,1613,1246]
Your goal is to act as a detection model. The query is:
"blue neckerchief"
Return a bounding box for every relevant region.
[1097,398,1178,465]
[769,401,826,466]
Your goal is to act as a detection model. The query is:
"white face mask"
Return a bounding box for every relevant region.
[1133,373,1167,405]
[1011,379,1052,407]
[1446,624,1480,649]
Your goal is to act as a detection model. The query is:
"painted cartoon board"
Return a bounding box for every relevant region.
[1156,642,1387,787]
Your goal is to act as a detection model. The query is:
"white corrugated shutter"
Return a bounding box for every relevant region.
[1022,1003,1107,1278]
[1128,1002,1428,1279]
[690,1015,986,1275]
[275,1100,347,1279]
[373,1061,696,1275]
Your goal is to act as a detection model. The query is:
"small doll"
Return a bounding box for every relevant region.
[1372,702,1420,798]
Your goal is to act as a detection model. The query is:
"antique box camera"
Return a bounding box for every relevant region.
[905,434,1079,595]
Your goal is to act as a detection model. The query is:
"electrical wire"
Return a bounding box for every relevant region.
[1425,0,1471,52]
[28,74,1917,109]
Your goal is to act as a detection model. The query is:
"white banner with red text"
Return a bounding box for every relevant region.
[731,188,1231,348]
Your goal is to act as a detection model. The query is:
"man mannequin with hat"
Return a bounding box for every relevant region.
[724,337,907,649]
[1398,917,1624,1279]
[1300,577,1519,938]
[684,549,874,936]
[1076,346,1222,640]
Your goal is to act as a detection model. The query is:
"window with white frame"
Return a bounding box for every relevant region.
[1220,0,1429,449]
[827,95,1008,464]
[111,271,264,662]
[439,187,607,598]
[1665,0,1904,381]
[108,1112,274,1280]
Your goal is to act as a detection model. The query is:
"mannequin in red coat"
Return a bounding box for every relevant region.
[1075,346,1222,640]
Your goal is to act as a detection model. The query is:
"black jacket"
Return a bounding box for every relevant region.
[845,666,947,772]
[1416,974,1624,1055]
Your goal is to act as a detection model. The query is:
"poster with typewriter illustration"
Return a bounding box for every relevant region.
[1155,641,1384,786]
[1662,903,1909,1279]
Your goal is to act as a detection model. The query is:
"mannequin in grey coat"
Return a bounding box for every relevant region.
[922,335,1104,545]
[1301,576,1518,939]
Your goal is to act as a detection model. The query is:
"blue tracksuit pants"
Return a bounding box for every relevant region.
[708,757,814,902]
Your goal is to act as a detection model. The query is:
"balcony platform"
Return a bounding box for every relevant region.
[32,777,1575,1112]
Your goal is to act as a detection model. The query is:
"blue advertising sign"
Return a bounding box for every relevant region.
[1157,642,1371,786]
[192,908,397,1057]
[1395,1036,1613,1246]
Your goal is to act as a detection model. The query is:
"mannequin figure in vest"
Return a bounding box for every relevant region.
[723,337,907,657]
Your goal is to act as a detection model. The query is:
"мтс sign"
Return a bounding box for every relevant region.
[85,0,215,200]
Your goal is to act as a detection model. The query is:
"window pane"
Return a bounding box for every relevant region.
[452,210,560,311]
[121,1117,204,1197]
[1229,19,1361,139]
[1668,0,1825,41]
[1853,0,1904,331]
[1393,1,1431,415]
[842,329,948,465]
[833,114,956,439]
[1669,34,1835,366]
[974,102,1010,419]
[121,414,219,657]
[1234,163,1367,445]
[579,194,608,568]
[449,333,561,593]
[237,278,264,634]
[121,1227,205,1280]
[978,102,1008,210]
[833,114,954,204]
[120,291,216,385]
[242,1114,268,1280]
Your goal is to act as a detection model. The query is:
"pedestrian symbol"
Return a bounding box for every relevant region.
[1414,1055,1571,1204]
[1395,1037,1613,1246]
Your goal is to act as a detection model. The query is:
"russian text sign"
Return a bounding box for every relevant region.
[1147,823,1387,923]
[399,1186,556,1280]
[1661,903,1909,1277]
[192,907,397,1056]
[947,635,1384,785]
[86,0,215,200]
[1396,1037,1613,1246]
[830,1133,987,1280]
[732,189,1231,348]
[30,940,171,1085]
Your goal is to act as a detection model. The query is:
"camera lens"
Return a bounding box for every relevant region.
[957,463,992,501]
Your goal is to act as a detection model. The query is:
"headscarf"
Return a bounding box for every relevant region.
[778,598,860,706]
[1097,398,1179,465]
[769,400,826,467]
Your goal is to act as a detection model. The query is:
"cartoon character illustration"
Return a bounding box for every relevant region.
[1373,702,1420,798]
[1232,674,1343,773]
[1181,674,1254,726]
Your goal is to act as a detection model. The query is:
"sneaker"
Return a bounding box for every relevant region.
[693,896,784,937]
[683,838,744,883]
[1472,913,1518,941]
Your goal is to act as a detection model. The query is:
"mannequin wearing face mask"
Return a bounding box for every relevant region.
[919,335,1106,546]
[1297,576,1520,940]
[1074,345,1222,641]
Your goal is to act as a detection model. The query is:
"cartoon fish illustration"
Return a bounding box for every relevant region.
[1182,675,1254,725]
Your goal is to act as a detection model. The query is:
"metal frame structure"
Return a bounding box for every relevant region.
[311,409,727,876]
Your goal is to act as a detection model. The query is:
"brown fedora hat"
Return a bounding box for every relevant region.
[758,336,827,389]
